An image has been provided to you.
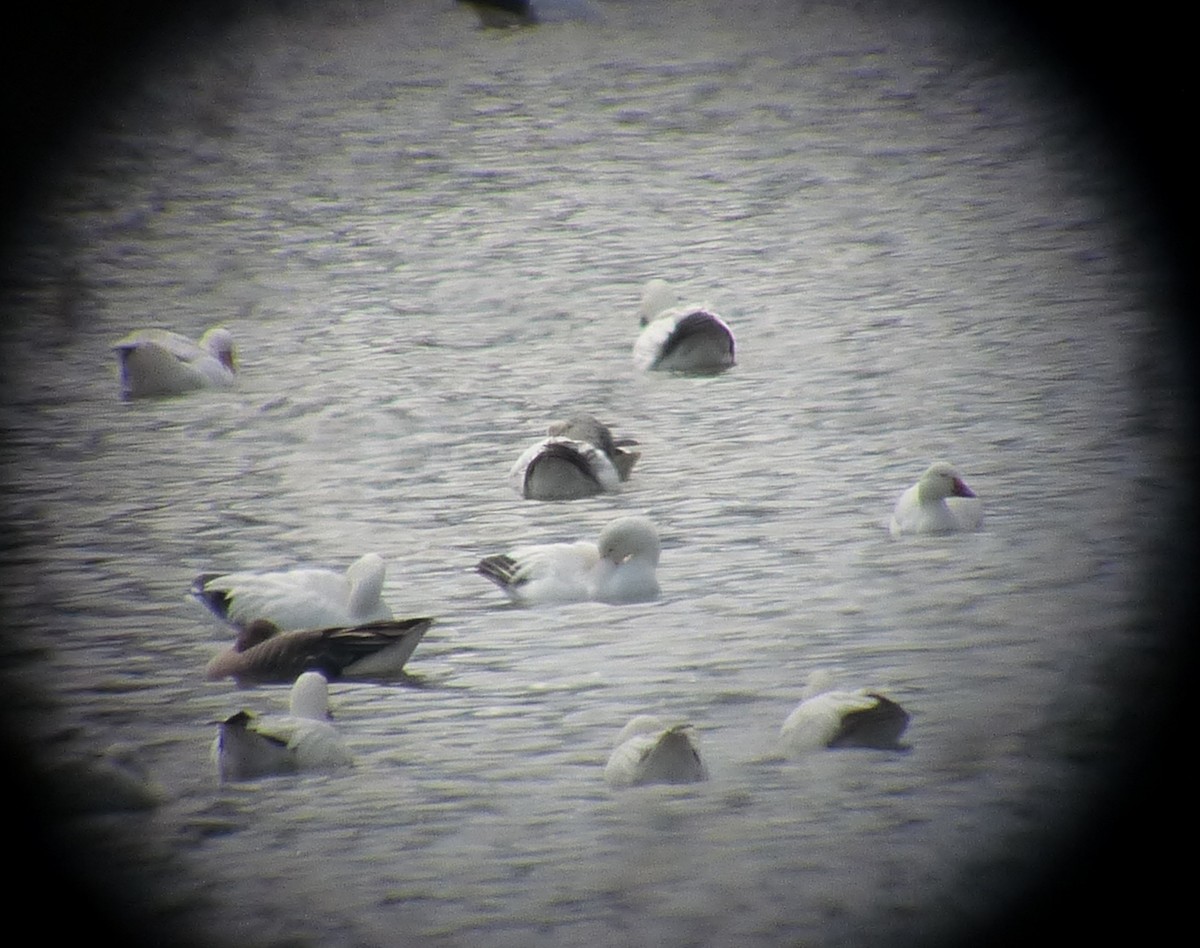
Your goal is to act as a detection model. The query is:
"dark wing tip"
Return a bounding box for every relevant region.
[191,572,220,594]
[829,694,911,749]
[476,554,520,588]
[350,616,436,635]
[222,710,255,728]
[191,573,233,619]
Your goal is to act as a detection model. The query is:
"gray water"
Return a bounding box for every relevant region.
[1,1,1187,946]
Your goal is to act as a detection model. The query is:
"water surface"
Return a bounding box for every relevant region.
[1,2,1188,946]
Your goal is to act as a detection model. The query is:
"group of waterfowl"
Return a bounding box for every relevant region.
[604,675,915,789]
[111,279,981,788]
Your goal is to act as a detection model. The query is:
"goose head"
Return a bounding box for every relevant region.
[917,462,976,502]
[346,553,387,615]
[233,619,280,653]
[289,671,333,720]
[638,279,680,326]
[199,326,237,372]
[598,516,661,567]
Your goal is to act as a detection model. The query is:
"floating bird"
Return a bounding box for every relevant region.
[604,715,708,788]
[213,671,353,782]
[204,617,433,684]
[633,279,735,374]
[548,413,640,480]
[780,673,910,753]
[476,515,661,604]
[888,462,983,537]
[41,743,166,815]
[510,413,640,500]
[112,325,236,399]
[192,554,392,632]
[458,0,535,26]
[458,0,602,28]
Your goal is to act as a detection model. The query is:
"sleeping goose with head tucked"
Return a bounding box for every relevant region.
[780,672,910,753]
[458,0,603,28]
[633,279,735,374]
[509,412,640,500]
[604,715,708,788]
[476,516,661,605]
[112,325,236,399]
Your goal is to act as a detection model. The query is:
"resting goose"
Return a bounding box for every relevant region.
[780,674,910,753]
[889,462,983,537]
[205,617,433,684]
[604,715,708,788]
[633,279,735,374]
[213,671,353,782]
[192,554,392,632]
[476,515,661,605]
[457,0,602,28]
[42,743,166,815]
[112,326,236,399]
[510,413,640,500]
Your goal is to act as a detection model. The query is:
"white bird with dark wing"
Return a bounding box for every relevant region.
[192,554,392,632]
[475,516,661,605]
[205,617,433,685]
[604,715,708,788]
[633,279,735,374]
[509,412,640,500]
[213,671,353,782]
[780,673,910,753]
[889,462,983,537]
[112,325,236,399]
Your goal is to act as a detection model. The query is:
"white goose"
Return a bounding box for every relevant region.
[889,462,983,537]
[476,516,661,605]
[780,673,910,753]
[192,554,392,632]
[604,715,708,788]
[509,413,640,500]
[633,279,735,374]
[205,617,434,684]
[212,671,353,782]
[112,326,236,399]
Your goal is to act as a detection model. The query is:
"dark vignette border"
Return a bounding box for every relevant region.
[2,2,1194,946]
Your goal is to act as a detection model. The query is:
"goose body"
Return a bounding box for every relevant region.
[112,326,236,399]
[192,554,392,632]
[889,462,983,537]
[43,743,166,815]
[633,279,735,374]
[510,413,640,500]
[205,617,433,684]
[780,683,910,753]
[458,0,602,28]
[213,672,353,782]
[476,516,661,605]
[604,715,708,788]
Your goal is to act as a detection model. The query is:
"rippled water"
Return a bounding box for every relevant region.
[1,2,1189,946]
